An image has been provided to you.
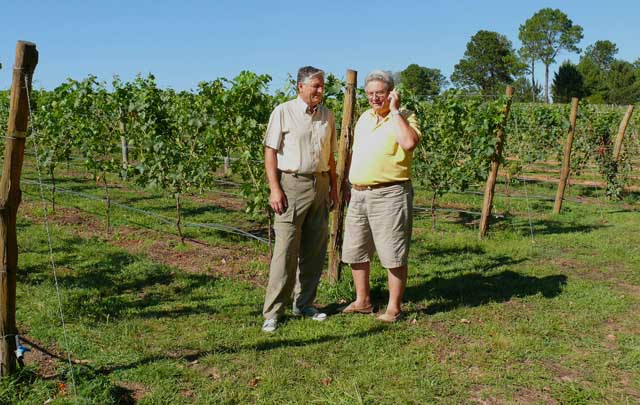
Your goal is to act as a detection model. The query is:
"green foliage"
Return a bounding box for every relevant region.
[584,40,619,71]
[506,103,569,171]
[403,90,509,222]
[606,60,640,105]
[577,56,607,103]
[512,76,543,103]
[452,30,523,95]
[577,40,640,104]
[551,60,586,103]
[399,64,446,97]
[576,104,627,198]
[222,71,273,221]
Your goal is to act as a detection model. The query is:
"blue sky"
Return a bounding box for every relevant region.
[1,1,638,91]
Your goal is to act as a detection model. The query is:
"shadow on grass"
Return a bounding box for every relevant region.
[93,324,386,376]
[406,270,567,315]
[452,211,610,236]
[18,230,222,322]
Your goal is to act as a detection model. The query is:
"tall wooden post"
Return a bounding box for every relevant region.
[328,70,357,283]
[553,97,579,214]
[613,105,634,162]
[0,41,38,376]
[479,86,514,239]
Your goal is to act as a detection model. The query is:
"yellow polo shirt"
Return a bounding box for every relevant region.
[348,109,421,185]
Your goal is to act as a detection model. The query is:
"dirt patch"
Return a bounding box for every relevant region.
[468,385,503,404]
[514,387,558,404]
[190,191,246,212]
[116,380,149,402]
[542,360,583,384]
[20,201,270,287]
[22,341,59,379]
[508,173,640,192]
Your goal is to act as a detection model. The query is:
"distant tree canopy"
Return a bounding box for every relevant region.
[512,76,542,103]
[398,64,446,97]
[551,61,585,103]
[584,40,618,71]
[451,30,523,95]
[606,60,640,105]
[518,8,583,103]
[576,40,640,104]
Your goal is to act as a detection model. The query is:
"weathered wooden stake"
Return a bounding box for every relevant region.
[0,41,38,376]
[479,86,514,239]
[119,107,129,170]
[613,105,634,162]
[328,70,357,283]
[553,97,579,214]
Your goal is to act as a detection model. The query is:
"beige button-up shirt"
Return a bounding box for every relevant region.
[263,97,336,174]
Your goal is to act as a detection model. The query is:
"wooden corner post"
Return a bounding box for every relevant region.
[328,69,357,283]
[479,86,514,239]
[553,97,579,214]
[613,105,634,162]
[0,41,38,376]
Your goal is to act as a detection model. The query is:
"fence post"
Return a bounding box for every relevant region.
[328,69,357,283]
[479,86,514,239]
[613,105,634,162]
[553,97,579,214]
[0,41,38,376]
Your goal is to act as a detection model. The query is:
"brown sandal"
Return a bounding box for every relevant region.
[342,302,374,314]
[376,312,402,323]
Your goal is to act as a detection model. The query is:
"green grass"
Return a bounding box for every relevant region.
[0,159,639,403]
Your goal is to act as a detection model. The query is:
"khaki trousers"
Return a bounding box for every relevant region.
[263,172,330,320]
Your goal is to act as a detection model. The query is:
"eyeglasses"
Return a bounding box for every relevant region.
[365,91,388,99]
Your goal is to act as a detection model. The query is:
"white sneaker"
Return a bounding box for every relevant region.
[261,318,278,332]
[293,306,327,322]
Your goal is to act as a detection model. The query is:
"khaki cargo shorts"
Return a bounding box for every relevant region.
[341,181,413,268]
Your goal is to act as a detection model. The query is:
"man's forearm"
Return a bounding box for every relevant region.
[264,148,281,191]
[392,114,419,151]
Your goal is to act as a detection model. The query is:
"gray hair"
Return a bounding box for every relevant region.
[364,70,394,91]
[297,66,325,85]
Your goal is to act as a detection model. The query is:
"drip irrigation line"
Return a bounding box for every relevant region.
[21,179,268,245]
[445,189,586,204]
[413,205,505,218]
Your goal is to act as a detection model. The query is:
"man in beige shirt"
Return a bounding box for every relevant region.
[262,66,338,332]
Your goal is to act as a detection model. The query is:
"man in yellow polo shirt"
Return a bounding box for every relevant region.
[341,70,421,322]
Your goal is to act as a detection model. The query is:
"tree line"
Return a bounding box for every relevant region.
[393,8,639,105]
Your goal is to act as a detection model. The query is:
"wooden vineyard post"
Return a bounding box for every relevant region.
[0,41,38,376]
[479,86,514,239]
[327,69,357,283]
[553,97,579,214]
[613,105,634,162]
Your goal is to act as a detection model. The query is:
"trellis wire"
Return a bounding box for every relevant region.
[25,75,79,399]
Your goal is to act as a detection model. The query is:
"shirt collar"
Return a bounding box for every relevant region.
[296,96,320,115]
[368,108,390,125]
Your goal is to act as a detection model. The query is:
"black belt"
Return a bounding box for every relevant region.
[351,180,407,191]
[281,171,328,178]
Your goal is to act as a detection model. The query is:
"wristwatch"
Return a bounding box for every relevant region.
[390,110,401,116]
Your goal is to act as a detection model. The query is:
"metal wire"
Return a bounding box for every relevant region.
[24,75,78,399]
[21,180,269,245]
